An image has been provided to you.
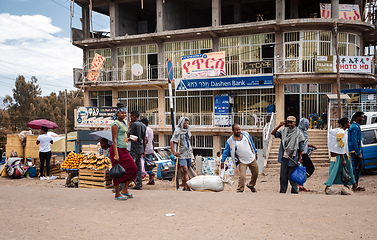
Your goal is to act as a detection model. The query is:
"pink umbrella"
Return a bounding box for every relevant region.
[27,119,58,129]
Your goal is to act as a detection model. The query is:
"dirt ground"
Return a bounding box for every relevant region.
[0,166,376,239]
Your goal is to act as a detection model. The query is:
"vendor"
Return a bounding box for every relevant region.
[99,138,111,158]
[36,126,53,178]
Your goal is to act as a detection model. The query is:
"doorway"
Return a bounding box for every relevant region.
[284,94,300,122]
[148,54,158,79]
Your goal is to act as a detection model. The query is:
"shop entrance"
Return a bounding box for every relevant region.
[284,94,300,122]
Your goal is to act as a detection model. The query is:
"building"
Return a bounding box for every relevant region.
[71,0,377,157]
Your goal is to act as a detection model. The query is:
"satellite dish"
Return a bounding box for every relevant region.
[131,64,143,76]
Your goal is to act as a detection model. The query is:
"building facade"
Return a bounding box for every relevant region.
[71,0,377,157]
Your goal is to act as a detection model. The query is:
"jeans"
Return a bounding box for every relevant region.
[144,153,154,176]
[130,151,142,188]
[39,151,51,176]
[280,159,298,194]
[350,153,362,185]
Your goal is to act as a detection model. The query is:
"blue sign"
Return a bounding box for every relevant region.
[167,59,174,83]
[214,95,230,126]
[175,75,273,91]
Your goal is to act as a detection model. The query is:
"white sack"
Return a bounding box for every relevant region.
[186,175,224,192]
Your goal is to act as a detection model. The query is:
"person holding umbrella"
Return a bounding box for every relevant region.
[36,126,53,179]
[111,107,137,200]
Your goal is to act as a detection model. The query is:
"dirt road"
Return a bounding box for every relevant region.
[0,166,376,239]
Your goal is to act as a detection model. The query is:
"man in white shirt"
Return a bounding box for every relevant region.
[36,126,53,177]
[221,124,258,192]
[141,118,155,185]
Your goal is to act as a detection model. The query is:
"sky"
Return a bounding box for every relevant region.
[0,0,110,99]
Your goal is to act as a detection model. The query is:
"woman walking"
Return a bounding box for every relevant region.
[111,107,137,200]
[298,118,316,191]
[324,117,356,192]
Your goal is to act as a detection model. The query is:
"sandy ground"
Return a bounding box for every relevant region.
[0,166,376,239]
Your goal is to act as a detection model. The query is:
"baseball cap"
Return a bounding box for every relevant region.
[286,116,296,122]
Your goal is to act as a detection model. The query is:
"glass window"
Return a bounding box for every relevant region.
[88,49,112,70]
[89,91,112,107]
[362,130,377,145]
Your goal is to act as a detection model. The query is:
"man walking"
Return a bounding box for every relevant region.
[128,110,146,190]
[221,124,258,193]
[141,118,155,185]
[349,111,366,191]
[271,116,305,194]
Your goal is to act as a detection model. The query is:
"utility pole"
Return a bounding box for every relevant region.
[334,22,342,119]
[65,89,68,159]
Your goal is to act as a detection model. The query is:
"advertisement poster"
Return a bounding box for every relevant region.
[320,3,361,21]
[181,51,226,79]
[316,56,371,73]
[76,107,117,129]
[86,53,106,82]
[214,95,230,126]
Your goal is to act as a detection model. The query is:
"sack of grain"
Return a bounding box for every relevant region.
[186,175,224,192]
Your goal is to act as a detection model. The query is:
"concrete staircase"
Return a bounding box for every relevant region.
[266,129,329,169]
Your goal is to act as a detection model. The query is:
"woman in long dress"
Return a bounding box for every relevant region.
[324,117,357,192]
[111,107,137,200]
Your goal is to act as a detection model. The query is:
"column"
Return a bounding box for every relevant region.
[156,0,165,32]
[276,0,285,21]
[275,31,284,74]
[82,6,90,39]
[212,37,220,52]
[213,135,221,157]
[83,90,90,107]
[275,83,284,123]
[290,0,298,19]
[158,88,165,127]
[112,89,118,107]
[331,0,339,19]
[109,2,119,38]
[212,0,221,26]
[158,133,165,147]
[158,42,165,79]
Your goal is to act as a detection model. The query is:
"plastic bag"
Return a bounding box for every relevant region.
[144,157,156,172]
[109,163,126,179]
[341,166,351,184]
[289,165,307,186]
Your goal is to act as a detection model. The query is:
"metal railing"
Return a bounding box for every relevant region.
[263,112,276,160]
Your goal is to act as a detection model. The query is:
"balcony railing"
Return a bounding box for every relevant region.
[140,112,271,128]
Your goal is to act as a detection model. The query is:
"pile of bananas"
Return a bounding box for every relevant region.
[79,154,112,170]
[61,152,84,169]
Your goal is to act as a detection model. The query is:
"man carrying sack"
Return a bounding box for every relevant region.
[221,124,258,193]
[271,116,305,194]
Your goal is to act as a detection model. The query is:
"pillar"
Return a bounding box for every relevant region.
[234,0,241,23]
[213,135,221,157]
[83,90,90,107]
[82,6,90,39]
[212,0,221,26]
[112,89,118,107]
[290,0,298,19]
[275,31,284,74]
[158,133,165,147]
[158,42,165,79]
[156,0,165,32]
[276,0,285,21]
[158,88,165,127]
[212,37,220,52]
[109,2,119,38]
[331,0,339,19]
[275,83,284,123]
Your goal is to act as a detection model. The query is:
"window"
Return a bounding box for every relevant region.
[89,91,112,107]
[118,89,158,125]
[165,39,213,79]
[117,44,158,80]
[362,130,377,145]
[220,33,275,75]
[88,49,111,69]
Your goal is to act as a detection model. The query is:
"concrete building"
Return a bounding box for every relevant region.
[71,0,377,157]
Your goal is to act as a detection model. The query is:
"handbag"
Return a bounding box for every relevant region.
[341,166,351,184]
[287,156,307,186]
[109,163,126,179]
[144,156,156,171]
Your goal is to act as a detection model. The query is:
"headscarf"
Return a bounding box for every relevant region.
[111,105,127,120]
[173,117,191,138]
[298,118,309,154]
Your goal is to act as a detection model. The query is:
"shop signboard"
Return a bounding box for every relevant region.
[316,55,334,73]
[244,60,273,70]
[76,107,117,129]
[316,56,371,73]
[175,74,273,91]
[320,3,361,21]
[86,53,106,82]
[181,51,226,79]
[214,95,230,126]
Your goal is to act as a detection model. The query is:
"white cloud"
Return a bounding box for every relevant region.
[0,13,82,96]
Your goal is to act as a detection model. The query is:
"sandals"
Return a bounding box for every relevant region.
[352,186,366,191]
[121,192,134,198]
[114,196,128,201]
[299,186,310,192]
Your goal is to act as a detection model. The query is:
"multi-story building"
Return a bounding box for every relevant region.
[71,0,377,157]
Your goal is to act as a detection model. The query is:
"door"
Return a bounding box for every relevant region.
[285,94,300,122]
[148,54,158,79]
